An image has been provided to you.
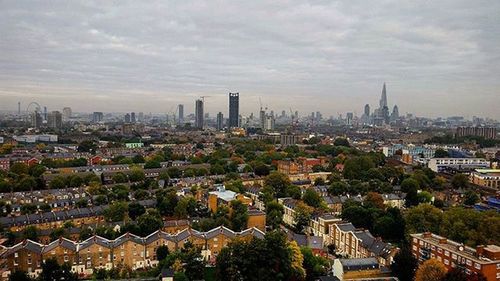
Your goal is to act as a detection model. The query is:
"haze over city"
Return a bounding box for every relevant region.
[1,1,499,119]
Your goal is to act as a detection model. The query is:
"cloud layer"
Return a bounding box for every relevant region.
[1,0,499,118]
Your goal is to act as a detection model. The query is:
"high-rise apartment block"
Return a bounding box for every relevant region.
[195,99,204,129]
[216,112,224,131]
[178,104,184,124]
[92,112,104,123]
[456,127,497,140]
[228,92,239,128]
[47,111,62,129]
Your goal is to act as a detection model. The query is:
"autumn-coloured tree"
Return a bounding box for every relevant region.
[364,192,385,209]
[415,259,446,281]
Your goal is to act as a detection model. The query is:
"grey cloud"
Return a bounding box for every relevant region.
[0,0,499,118]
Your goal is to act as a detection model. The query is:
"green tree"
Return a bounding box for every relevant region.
[129,168,145,182]
[8,271,32,281]
[405,204,443,234]
[128,202,146,220]
[301,246,329,281]
[137,211,163,236]
[266,201,284,230]
[333,138,350,147]
[463,190,480,206]
[22,226,39,241]
[434,148,449,158]
[230,200,249,231]
[103,201,128,222]
[391,244,418,281]
[328,181,348,196]
[264,172,291,199]
[156,245,170,261]
[451,173,469,189]
[112,172,128,183]
[441,268,468,281]
[38,258,77,281]
[303,188,322,208]
[10,162,29,175]
[293,202,313,233]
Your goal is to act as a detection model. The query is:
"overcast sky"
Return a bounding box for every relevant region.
[1,0,499,119]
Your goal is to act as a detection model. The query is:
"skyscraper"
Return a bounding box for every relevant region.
[228,92,239,128]
[178,104,184,124]
[31,112,42,128]
[62,107,72,121]
[346,112,354,126]
[195,99,204,129]
[47,111,62,129]
[131,112,136,123]
[391,105,399,121]
[124,113,131,123]
[379,83,388,109]
[216,112,224,131]
[364,104,370,117]
[92,112,104,123]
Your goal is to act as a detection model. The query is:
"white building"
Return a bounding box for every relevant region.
[428,158,489,172]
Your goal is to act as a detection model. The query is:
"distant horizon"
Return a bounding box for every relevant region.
[1,1,499,119]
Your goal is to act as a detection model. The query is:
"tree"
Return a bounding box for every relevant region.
[391,245,417,281]
[167,167,181,178]
[264,172,291,199]
[441,268,468,281]
[16,176,37,191]
[405,204,443,234]
[364,192,385,209]
[10,162,29,175]
[401,178,420,192]
[334,138,350,147]
[230,200,248,231]
[293,202,313,233]
[301,246,328,281]
[328,181,348,196]
[78,140,97,152]
[156,245,170,261]
[8,271,32,281]
[112,172,128,183]
[343,156,375,180]
[434,148,449,158]
[129,168,145,182]
[128,202,146,220]
[254,163,270,176]
[303,188,322,208]
[464,190,480,206]
[103,201,128,222]
[22,226,39,241]
[266,201,284,230]
[415,258,446,281]
[137,211,163,236]
[38,258,77,281]
[289,241,306,280]
[451,173,469,189]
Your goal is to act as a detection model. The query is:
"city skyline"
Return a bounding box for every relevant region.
[1,1,499,119]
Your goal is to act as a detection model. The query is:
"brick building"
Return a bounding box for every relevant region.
[411,232,500,281]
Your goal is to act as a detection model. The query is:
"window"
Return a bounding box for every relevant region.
[64,256,68,262]
[444,259,449,265]
[445,250,450,257]
[466,260,472,266]
[437,248,442,254]
[475,263,481,270]
[412,245,417,251]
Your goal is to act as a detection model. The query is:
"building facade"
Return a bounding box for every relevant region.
[228,92,239,128]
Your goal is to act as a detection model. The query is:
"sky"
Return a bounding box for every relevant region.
[1,0,499,119]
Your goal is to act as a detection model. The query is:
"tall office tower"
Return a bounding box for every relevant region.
[364,104,370,117]
[346,112,354,126]
[311,112,315,119]
[31,112,42,128]
[379,83,388,109]
[131,112,136,123]
[316,111,322,121]
[195,99,204,129]
[295,111,299,119]
[216,112,224,131]
[62,107,72,121]
[281,110,286,118]
[270,110,274,118]
[43,106,48,120]
[18,102,21,115]
[228,92,239,128]
[391,105,399,121]
[264,115,275,131]
[138,112,144,122]
[259,109,266,129]
[178,104,184,124]
[124,113,131,123]
[92,112,104,123]
[47,111,63,129]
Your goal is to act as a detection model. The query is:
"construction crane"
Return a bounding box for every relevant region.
[199,96,211,103]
